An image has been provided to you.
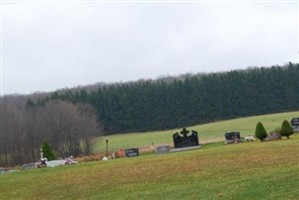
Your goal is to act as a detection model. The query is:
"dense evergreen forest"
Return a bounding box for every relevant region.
[31,62,299,134]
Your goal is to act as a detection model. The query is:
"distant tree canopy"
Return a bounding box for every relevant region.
[34,62,299,134]
[0,99,101,166]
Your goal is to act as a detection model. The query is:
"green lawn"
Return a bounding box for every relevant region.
[93,111,299,152]
[1,134,298,200]
[1,111,299,200]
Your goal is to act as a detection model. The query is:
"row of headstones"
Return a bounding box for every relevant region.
[122,145,175,158]
[225,117,299,143]
[121,118,299,157]
[122,128,200,157]
[117,146,172,158]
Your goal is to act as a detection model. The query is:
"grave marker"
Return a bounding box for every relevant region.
[156,145,171,154]
[291,118,299,132]
[21,163,36,170]
[173,128,199,148]
[225,132,241,144]
[125,148,139,157]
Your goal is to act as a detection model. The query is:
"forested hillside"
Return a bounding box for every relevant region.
[31,62,299,134]
[1,62,299,166]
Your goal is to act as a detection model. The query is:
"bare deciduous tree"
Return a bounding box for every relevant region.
[0,98,101,167]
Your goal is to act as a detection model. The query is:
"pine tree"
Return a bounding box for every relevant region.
[255,122,268,142]
[280,120,294,139]
[41,142,57,161]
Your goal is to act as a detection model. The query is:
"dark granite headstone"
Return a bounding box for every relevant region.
[156,145,171,154]
[291,118,299,132]
[125,148,139,157]
[173,128,199,148]
[225,132,241,144]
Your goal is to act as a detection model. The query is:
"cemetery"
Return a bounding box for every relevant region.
[1,112,299,199]
[1,131,298,199]
[1,115,298,174]
[99,128,201,160]
[2,116,299,171]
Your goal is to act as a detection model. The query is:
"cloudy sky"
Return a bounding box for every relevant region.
[1,1,298,95]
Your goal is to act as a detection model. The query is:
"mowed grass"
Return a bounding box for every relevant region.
[1,134,299,200]
[93,111,299,152]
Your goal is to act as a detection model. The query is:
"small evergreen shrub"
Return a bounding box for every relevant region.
[41,142,57,161]
[280,120,294,139]
[255,122,268,142]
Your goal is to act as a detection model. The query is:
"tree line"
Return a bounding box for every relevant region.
[32,62,299,134]
[1,62,298,166]
[0,98,101,166]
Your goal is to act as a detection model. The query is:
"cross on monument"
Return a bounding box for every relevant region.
[180,128,189,138]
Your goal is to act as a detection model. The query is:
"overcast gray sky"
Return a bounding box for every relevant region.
[1,1,298,95]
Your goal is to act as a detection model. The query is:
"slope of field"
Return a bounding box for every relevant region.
[92,111,299,152]
[1,134,298,199]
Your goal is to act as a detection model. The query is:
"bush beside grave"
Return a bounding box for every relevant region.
[280,120,294,139]
[42,142,57,161]
[255,122,268,142]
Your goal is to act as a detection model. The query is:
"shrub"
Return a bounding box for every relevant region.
[41,142,57,161]
[255,122,268,142]
[280,120,294,139]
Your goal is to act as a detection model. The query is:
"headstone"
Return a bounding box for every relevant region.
[156,145,171,154]
[125,148,139,157]
[21,163,36,170]
[225,132,241,144]
[173,128,199,148]
[46,160,65,167]
[291,118,299,132]
[264,132,281,141]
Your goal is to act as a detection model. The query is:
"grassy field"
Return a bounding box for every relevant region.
[1,134,298,200]
[92,111,299,152]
